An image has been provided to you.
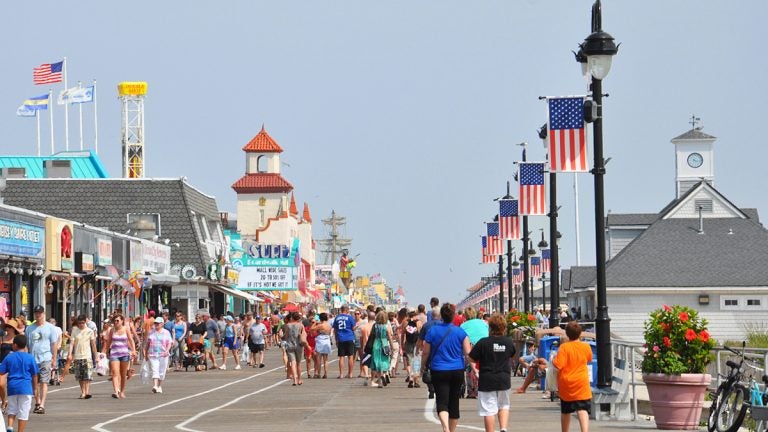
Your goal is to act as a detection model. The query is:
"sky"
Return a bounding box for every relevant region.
[1,1,766,306]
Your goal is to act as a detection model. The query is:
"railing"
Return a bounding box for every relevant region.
[611,338,643,421]
[712,345,768,388]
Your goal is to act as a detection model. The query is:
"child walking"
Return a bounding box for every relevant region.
[0,335,40,432]
[552,321,593,432]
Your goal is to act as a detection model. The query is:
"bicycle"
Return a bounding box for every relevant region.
[708,342,749,432]
[746,374,768,432]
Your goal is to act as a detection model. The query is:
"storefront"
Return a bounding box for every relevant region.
[0,209,45,322]
[45,217,75,325]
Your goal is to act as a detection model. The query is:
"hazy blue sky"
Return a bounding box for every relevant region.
[1,1,766,305]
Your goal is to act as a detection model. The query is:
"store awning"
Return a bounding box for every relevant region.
[210,284,261,304]
[150,272,180,285]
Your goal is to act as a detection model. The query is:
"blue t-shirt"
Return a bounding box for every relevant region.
[0,351,39,396]
[425,323,467,372]
[332,314,356,342]
[25,322,57,363]
[225,325,235,338]
[174,322,186,339]
[460,319,489,345]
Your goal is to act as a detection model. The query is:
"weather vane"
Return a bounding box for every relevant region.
[689,114,701,130]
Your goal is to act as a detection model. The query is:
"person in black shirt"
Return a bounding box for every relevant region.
[187,314,206,343]
[468,314,516,432]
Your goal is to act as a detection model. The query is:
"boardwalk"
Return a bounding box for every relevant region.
[30,349,660,431]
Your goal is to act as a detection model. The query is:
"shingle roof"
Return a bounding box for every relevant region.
[671,128,717,141]
[570,266,596,289]
[560,269,571,291]
[605,217,768,287]
[606,213,658,226]
[242,125,283,153]
[231,173,293,193]
[2,178,219,275]
[0,151,109,178]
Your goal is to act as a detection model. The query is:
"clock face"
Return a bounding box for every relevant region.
[687,152,703,168]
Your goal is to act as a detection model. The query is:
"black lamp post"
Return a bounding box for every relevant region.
[579,0,618,389]
[527,240,537,309]
[537,230,548,315]
[539,123,561,329]
[504,181,515,314]
[520,144,530,312]
[511,254,520,309]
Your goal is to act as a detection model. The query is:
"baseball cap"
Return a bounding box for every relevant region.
[225,316,234,322]
[33,305,45,313]
[255,316,262,320]
[154,317,164,324]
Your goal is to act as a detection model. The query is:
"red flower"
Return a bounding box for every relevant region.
[653,345,660,352]
[685,329,697,342]
[660,323,671,333]
[663,305,672,312]
[678,312,689,322]
[511,315,520,322]
[663,337,671,348]
[699,330,710,342]
[528,314,536,322]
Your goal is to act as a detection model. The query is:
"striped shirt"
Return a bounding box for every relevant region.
[108,332,131,359]
[146,328,173,358]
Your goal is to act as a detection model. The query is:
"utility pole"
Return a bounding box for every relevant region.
[316,210,352,264]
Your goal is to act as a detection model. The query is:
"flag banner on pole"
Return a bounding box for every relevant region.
[58,85,94,105]
[23,94,50,110]
[513,268,523,284]
[33,61,63,85]
[519,162,546,215]
[541,248,551,273]
[499,199,520,240]
[486,222,502,255]
[548,97,588,172]
[530,257,541,278]
[16,105,36,117]
[481,236,496,264]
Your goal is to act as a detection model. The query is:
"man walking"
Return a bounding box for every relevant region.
[202,311,219,369]
[25,306,58,415]
[332,305,356,379]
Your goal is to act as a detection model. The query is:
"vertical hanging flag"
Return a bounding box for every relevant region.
[519,162,546,215]
[513,268,523,285]
[499,199,520,240]
[481,236,496,264]
[530,257,542,278]
[541,248,551,273]
[486,222,502,255]
[33,61,64,85]
[548,97,588,172]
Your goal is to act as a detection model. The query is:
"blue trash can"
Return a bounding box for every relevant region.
[586,341,598,388]
[538,336,560,390]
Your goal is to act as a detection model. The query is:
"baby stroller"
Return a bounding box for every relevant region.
[183,338,207,371]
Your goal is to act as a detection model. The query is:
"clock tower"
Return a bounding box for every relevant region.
[671,124,716,198]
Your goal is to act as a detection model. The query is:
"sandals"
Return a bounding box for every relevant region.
[112,393,119,399]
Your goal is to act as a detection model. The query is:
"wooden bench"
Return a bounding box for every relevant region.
[590,346,632,421]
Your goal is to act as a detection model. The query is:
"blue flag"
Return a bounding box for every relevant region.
[23,94,49,110]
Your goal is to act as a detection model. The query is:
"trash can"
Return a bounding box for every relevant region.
[586,341,598,388]
[539,336,560,390]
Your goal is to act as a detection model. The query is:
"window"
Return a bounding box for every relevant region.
[694,199,713,213]
[257,155,268,173]
[724,299,738,306]
[127,213,161,239]
[199,216,212,241]
[748,299,761,306]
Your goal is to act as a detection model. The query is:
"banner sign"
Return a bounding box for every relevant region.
[238,266,295,290]
[0,220,43,258]
[97,238,113,266]
[141,240,171,274]
[45,217,74,271]
[129,242,143,272]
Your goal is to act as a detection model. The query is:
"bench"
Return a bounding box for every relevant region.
[590,345,632,421]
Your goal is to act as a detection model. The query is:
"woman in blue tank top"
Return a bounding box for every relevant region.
[171,312,187,371]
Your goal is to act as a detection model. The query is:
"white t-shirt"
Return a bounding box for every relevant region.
[248,323,267,344]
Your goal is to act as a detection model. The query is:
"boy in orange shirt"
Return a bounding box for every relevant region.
[552,321,592,432]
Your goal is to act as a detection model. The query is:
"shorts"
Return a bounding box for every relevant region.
[205,339,214,350]
[7,394,33,421]
[73,359,92,382]
[478,390,511,417]
[37,361,52,384]
[561,399,591,414]
[109,355,131,363]
[223,337,238,350]
[272,326,278,335]
[248,342,265,353]
[521,354,536,363]
[304,345,314,358]
[337,340,355,357]
[404,342,417,363]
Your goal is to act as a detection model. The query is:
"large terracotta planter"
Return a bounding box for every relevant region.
[643,373,712,430]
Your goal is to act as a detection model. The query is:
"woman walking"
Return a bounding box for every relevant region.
[143,317,173,394]
[67,315,97,399]
[101,313,136,399]
[388,311,402,377]
[0,318,22,362]
[312,313,332,379]
[368,311,395,388]
[281,311,306,386]
[219,316,241,370]
[172,312,188,371]
[422,303,471,432]
[304,315,317,378]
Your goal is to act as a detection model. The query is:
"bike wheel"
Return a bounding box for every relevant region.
[709,383,727,432]
[714,384,748,432]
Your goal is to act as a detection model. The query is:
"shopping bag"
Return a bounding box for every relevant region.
[140,360,151,385]
[411,353,421,375]
[95,354,109,376]
[545,352,559,393]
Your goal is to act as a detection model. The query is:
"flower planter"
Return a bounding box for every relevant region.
[643,373,711,430]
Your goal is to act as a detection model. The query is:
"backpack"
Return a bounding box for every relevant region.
[405,320,419,344]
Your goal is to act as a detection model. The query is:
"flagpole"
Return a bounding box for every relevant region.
[36,111,41,156]
[78,81,83,150]
[63,56,69,151]
[574,173,582,265]
[49,90,55,154]
[93,79,99,154]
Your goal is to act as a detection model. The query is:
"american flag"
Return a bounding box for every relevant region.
[512,268,523,284]
[499,199,520,240]
[486,222,502,255]
[530,257,542,278]
[481,236,496,264]
[548,97,588,172]
[519,162,546,215]
[541,249,551,273]
[33,61,63,85]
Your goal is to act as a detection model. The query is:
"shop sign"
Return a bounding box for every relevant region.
[129,242,143,272]
[141,240,170,274]
[75,253,94,273]
[226,268,239,285]
[0,219,44,258]
[97,238,112,266]
[45,218,74,271]
[238,266,296,291]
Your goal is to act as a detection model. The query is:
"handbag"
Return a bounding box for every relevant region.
[422,326,454,384]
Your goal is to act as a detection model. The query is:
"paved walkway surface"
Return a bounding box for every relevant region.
[26,348,669,431]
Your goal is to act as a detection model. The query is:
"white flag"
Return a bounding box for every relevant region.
[58,86,94,105]
[16,104,36,117]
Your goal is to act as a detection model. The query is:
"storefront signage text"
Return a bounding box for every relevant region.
[97,238,112,266]
[0,220,43,258]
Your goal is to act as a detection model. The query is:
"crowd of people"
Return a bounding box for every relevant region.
[0,299,594,432]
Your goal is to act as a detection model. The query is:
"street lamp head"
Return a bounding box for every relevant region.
[581,31,618,80]
[512,259,520,268]
[573,47,588,77]
[538,230,548,249]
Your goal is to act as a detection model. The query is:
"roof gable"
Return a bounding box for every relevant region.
[661,181,747,220]
[671,128,716,141]
[231,173,293,193]
[242,125,283,153]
